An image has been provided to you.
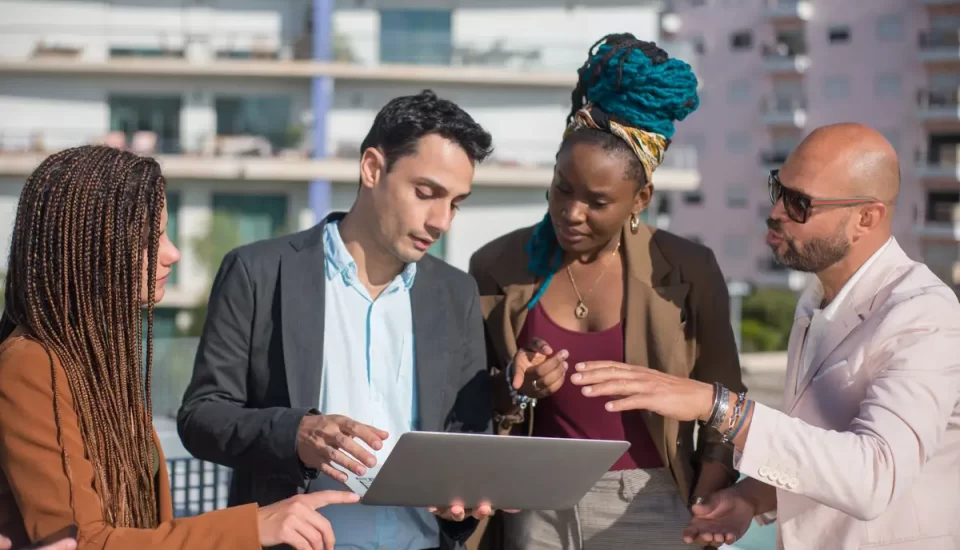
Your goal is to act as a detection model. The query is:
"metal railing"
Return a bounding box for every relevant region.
[917,88,960,108]
[760,95,807,114]
[166,458,232,518]
[919,29,960,49]
[759,150,791,166]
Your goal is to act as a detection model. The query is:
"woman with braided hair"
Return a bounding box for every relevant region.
[468,34,747,549]
[0,145,358,550]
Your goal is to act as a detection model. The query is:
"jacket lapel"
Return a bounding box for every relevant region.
[782,315,811,412]
[622,222,689,468]
[280,218,333,410]
[411,260,453,432]
[787,241,906,413]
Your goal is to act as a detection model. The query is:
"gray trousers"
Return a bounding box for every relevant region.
[502,468,694,550]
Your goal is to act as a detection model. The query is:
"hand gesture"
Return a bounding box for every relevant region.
[682,487,756,547]
[511,338,569,399]
[427,500,519,522]
[1,534,77,550]
[570,361,714,422]
[257,490,360,550]
[297,414,390,483]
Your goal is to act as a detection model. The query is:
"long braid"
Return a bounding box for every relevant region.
[1,145,163,529]
[527,32,699,308]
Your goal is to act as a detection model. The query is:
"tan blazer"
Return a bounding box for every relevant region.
[0,332,261,550]
[466,221,747,549]
[736,240,960,550]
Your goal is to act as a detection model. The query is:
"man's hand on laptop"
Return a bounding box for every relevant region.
[427,501,520,521]
[297,413,390,483]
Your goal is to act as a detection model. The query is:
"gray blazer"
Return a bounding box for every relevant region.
[177,212,493,548]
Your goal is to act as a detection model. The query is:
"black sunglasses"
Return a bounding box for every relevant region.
[768,169,878,224]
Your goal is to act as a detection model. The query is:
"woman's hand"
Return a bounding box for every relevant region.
[510,338,569,398]
[257,490,360,550]
[570,361,715,422]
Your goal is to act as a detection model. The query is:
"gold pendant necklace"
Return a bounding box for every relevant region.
[566,241,620,319]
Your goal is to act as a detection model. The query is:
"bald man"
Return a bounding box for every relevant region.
[565,123,960,549]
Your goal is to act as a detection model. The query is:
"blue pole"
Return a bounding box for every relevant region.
[309,0,334,224]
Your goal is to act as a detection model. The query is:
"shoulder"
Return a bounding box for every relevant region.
[469,225,536,275]
[227,226,318,266]
[874,262,960,330]
[416,255,478,300]
[649,227,721,277]
[0,335,65,406]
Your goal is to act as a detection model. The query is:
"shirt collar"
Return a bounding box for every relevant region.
[796,236,893,321]
[323,220,417,289]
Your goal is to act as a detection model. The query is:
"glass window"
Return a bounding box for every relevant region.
[876,14,904,42]
[874,73,902,99]
[109,95,182,154]
[828,26,851,44]
[215,97,293,151]
[380,9,452,65]
[730,31,752,51]
[427,232,447,260]
[211,194,289,246]
[823,75,851,99]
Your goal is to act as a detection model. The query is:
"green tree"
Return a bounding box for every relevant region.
[740,288,797,352]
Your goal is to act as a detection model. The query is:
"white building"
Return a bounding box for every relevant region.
[0,0,701,336]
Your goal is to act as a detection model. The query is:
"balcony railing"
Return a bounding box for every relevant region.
[760,43,811,73]
[759,150,791,168]
[919,30,960,49]
[765,0,814,21]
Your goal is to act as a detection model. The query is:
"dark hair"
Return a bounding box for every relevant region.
[524,33,699,308]
[559,33,699,188]
[0,145,163,528]
[359,89,493,174]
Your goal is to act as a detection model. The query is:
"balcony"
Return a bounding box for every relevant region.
[759,149,791,172]
[917,89,960,126]
[0,25,584,89]
[0,128,702,191]
[760,96,807,128]
[916,145,960,181]
[764,0,814,22]
[761,44,811,75]
[918,30,960,63]
[916,198,960,240]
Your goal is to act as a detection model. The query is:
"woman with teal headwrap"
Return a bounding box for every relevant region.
[468,34,746,549]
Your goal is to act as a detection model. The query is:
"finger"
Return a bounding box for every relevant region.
[333,433,379,469]
[600,395,649,413]
[578,379,645,399]
[324,445,369,476]
[448,504,465,521]
[691,500,726,519]
[0,535,11,550]
[301,489,361,509]
[533,350,568,377]
[536,360,568,389]
[319,463,349,483]
[471,502,493,519]
[502,509,521,514]
[570,366,641,386]
[281,519,312,550]
[300,508,336,550]
[47,541,78,550]
[344,421,388,451]
[524,337,552,356]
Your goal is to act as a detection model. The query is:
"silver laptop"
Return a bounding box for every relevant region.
[358,431,630,510]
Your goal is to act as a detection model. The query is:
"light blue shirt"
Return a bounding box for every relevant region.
[306,220,439,550]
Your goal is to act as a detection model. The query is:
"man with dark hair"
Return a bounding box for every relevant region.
[177,90,496,549]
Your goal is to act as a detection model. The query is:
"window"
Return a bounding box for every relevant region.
[165,192,180,285]
[726,185,749,209]
[683,190,704,205]
[108,95,182,154]
[725,131,750,154]
[876,13,904,42]
[828,25,851,44]
[215,96,293,151]
[874,73,902,99]
[823,75,851,99]
[723,235,748,258]
[727,79,751,104]
[690,0,706,6]
[211,194,289,247]
[730,31,752,51]
[380,9,452,65]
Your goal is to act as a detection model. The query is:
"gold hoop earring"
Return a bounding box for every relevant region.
[630,213,641,234]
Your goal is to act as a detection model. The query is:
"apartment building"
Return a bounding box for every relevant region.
[663,0,959,294]
[0,0,702,339]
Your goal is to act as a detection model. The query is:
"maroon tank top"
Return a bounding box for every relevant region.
[517,302,663,471]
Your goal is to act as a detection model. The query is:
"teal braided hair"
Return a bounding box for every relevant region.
[526,33,700,309]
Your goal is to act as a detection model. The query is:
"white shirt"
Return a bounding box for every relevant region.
[793,237,894,387]
[306,220,439,550]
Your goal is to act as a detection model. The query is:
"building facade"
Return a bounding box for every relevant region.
[664,0,959,294]
[0,0,701,337]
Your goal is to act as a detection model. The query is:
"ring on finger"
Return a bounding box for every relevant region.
[532,379,540,390]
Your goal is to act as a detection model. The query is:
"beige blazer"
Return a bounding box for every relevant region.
[736,240,960,550]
